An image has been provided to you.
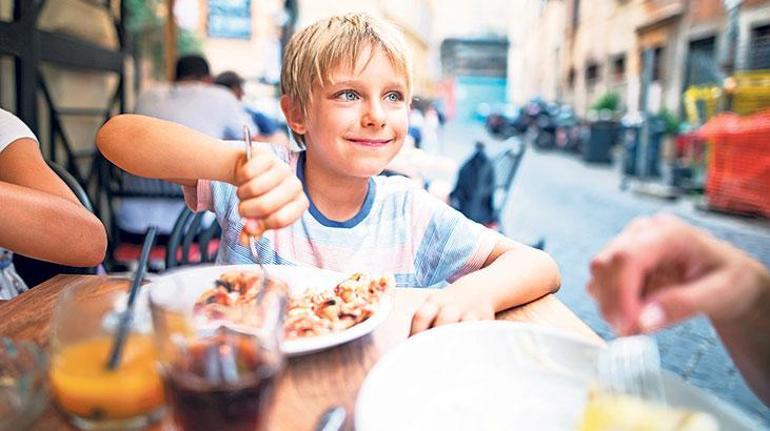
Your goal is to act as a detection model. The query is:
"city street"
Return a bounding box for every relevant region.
[438,120,770,427]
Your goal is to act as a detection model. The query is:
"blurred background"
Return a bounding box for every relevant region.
[1,0,769,426]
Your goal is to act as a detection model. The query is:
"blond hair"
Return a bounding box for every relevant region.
[281,13,412,146]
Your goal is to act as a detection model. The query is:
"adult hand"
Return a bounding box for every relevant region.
[588,214,770,335]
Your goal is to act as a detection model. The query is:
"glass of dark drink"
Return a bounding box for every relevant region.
[149,273,286,431]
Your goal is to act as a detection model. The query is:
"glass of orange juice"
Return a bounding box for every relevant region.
[48,283,165,430]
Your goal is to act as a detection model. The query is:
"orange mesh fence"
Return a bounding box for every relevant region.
[696,110,770,218]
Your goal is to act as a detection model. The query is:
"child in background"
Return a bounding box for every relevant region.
[97,13,560,334]
[0,108,106,297]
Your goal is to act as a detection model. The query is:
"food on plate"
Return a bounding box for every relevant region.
[193,271,394,339]
[579,390,718,431]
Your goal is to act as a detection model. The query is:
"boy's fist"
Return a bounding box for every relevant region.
[235,145,308,235]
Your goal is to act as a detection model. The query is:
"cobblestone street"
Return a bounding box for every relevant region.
[437,120,770,427]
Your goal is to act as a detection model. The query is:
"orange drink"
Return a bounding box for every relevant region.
[50,334,164,421]
[49,283,165,430]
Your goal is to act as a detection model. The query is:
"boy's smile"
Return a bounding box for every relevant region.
[285,45,410,182]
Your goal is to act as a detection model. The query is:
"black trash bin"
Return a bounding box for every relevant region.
[622,117,665,177]
[621,121,641,176]
[583,120,619,163]
[646,117,666,178]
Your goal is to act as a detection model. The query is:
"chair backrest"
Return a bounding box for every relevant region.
[165,207,221,269]
[96,154,185,265]
[47,161,94,212]
[98,154,184,199]
[491,138,527,218]
[13,162,99,287]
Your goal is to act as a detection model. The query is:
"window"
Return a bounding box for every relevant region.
[586,62,600,86]
[207,0,252,39]
[685,36,717,87]
[749,24,770,70]
[611,54,626,80]
[652,47,664,81]
[642,47,664,82]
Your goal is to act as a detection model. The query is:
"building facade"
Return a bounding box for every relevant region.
[509,0,770,116]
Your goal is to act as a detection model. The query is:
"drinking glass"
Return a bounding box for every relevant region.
[149,275,285,431]
[48,284,164,430]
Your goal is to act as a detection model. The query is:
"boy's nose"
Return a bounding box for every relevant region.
[362,101,386,128]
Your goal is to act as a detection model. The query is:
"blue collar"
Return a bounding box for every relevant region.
[296,151,376,228]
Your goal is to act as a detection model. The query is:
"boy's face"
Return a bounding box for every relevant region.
[286,46,409,179]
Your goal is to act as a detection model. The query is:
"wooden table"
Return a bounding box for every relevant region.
[0,275,602,430]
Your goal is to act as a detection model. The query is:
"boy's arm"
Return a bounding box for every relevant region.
[411,237,560,334]
[476,237,561,311]
[97,114,243,187]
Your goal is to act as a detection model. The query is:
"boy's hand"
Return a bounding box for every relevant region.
[235,145,308,236]
[410,284,496,335]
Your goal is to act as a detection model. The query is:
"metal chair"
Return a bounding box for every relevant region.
[490,139,545,250]
[97,154,185,269]
[491,138,528,223]
[165,207,221,270]
[13,162,100,286]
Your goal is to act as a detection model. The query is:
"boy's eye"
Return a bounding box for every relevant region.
[385,91,404,102]
[335,90,359,101]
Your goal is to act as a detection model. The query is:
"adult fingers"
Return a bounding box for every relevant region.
[590,250,646,335]
[410,300,439,336]
[638,270,738,332]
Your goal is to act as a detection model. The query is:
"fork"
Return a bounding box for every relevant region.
[242,126,270,300]
[596,335,667,405]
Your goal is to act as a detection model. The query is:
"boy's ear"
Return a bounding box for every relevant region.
[280,95,306,135]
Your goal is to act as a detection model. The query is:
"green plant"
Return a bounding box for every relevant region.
[657,108,681,135]
[125,0,203,80]
[591,91,621,112]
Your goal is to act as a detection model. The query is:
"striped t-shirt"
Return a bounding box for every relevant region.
[183,144,501,287]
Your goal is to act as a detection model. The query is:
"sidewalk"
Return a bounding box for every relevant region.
[436,120,770,426]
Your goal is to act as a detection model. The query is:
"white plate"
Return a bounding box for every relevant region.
[144,264,392,357]
[355,321,759,431]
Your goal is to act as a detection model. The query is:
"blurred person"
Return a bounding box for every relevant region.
[0,108,106,297]
[214,71,290,146]
[97,13,559,336]
[408,106,424,149]
[588,214,770,405]
[421,104,440,153]
[118,55,256,240]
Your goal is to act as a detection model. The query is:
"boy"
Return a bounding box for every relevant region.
[97,13,560,334]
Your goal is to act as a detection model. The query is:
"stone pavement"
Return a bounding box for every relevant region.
[434,121,770,427]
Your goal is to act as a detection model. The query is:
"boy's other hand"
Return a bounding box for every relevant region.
[587,214,770,335]
[410,284,496,336]
[235,145,309,232]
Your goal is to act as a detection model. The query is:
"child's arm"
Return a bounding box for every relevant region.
[410,237,560,334]
[97,114,308,233]
[97,114,243,187]
[0,139,106,266]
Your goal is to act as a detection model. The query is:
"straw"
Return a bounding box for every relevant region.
[106,226,158,370]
